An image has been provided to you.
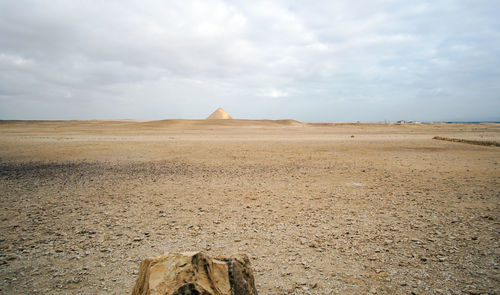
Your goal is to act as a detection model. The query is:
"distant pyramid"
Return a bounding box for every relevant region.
[206,108,233,119]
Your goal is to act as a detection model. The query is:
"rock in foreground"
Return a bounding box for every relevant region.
[131,252,258,295]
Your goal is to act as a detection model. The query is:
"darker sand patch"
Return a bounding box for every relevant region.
[433,136,500,147]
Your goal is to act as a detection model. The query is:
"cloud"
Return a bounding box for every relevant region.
[0,0,499,121]
[258,89,289,98]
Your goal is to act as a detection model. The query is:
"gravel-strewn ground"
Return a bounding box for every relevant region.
[0,121,499,294]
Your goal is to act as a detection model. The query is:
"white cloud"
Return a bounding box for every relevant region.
[258,89,289,98]
[0,0,499,121]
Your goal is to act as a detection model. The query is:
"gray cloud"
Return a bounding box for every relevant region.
[0,0,499,121]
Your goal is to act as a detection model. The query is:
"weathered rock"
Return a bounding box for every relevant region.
[131,252,258,295]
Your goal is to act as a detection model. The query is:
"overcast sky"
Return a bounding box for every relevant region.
[0,0,499,122]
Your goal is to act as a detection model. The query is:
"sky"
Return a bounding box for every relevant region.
[0,0,499,122]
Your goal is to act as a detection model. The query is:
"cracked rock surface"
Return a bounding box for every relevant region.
[131,251,257,295]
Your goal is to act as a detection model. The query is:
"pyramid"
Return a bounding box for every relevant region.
[206,108,233,119]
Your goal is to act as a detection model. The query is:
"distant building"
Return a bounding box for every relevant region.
[206,108,233,119]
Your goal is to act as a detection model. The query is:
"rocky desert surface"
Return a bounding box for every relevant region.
[0,120,499,294]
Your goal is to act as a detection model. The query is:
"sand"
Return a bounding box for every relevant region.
[0,120,499,294]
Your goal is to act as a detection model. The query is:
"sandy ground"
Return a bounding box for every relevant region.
[0,120,499,295]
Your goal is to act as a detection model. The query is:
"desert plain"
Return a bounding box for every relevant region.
[0,120,499,295]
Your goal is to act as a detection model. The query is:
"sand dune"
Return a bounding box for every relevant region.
[0,119,303,136]
[137,119,303,128]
